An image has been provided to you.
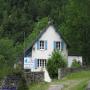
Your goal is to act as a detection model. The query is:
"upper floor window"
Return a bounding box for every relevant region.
[54,41,60,50]
[37,40,47,50]
[40,41,45,49]
[56,41,60,50]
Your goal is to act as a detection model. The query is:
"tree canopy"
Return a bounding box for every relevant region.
[0,0,90,66]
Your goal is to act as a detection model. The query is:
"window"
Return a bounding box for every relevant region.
[37,40,47,50]
[40,41,45,49]
[37,59,47,67]
[56,41,60,50]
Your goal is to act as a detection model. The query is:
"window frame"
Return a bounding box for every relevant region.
[39,40,45,50]
[55,41,61,50]
[37,59,47,68]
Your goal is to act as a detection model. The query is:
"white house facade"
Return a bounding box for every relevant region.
[24,24,69,82]
[68,55,82,67]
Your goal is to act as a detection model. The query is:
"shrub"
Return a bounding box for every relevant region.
[71,59,81,68]
[13,65,28,90]
[17,70,28,90]
[47,50,67,79]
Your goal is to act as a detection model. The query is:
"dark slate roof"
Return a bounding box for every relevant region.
[68,51,82,56]
[25,23,70,56]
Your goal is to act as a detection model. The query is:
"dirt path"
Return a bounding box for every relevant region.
[62,80,82,90]
[48,84,64,90]
[62,79,87,90]
[48,79,86,90]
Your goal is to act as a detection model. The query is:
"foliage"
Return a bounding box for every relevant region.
[0,66,13,79]
[17,77,28,90]
[47,50,67,79]
[60,0,90,65]
[0,38,16,67]
[25,17,48,48]
[0,0,90,78]
[17,70,28,90]
[0,38,23,79]
[71,59,81,68]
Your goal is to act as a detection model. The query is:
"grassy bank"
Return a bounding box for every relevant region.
[52,70,90,90]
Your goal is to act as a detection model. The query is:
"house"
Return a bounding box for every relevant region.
[68,53,83,67]
[24,23,69,82]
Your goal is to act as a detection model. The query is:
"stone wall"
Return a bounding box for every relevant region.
[0,75,21,90]
[24,71,44,85]
[0,71,44,90]
[58,67,90,79]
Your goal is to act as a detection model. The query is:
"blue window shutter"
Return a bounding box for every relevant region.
[45,41,47,50]
[35,59,38,69]
[37,41,39,49]
[61,41,64,50]
[53,41,56,49]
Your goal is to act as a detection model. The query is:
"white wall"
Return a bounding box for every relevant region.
[68,56,83,67]
[32,25,68,62]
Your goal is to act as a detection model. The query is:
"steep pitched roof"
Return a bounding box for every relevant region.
[25,23,70,56]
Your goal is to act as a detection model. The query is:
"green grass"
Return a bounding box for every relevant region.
[72,79,88,90]
[65,71,90,80]
[29,82,49,90]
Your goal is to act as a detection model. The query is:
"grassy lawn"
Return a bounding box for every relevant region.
[29,70,90,90]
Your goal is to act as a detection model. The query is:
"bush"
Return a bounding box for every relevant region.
[12,65,28,90]
[47,50,67,79]
[17,71,28,90]
[71,59,81,68]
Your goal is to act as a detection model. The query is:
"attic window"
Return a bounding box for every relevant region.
[40,41,45,49]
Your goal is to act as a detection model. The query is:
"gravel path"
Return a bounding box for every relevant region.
[48,79,87,90]
[48,84,64,90]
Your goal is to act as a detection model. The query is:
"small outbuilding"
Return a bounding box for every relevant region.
[68,53,83,67]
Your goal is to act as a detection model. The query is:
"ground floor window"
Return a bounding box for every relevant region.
[37,59,47,67]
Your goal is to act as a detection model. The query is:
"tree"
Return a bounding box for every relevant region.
[25,17,48,48]
[47,50,67,79]
[0,38,16,67]
[60,0,90,65]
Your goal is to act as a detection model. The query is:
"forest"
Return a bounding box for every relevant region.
[0,0,90,71]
